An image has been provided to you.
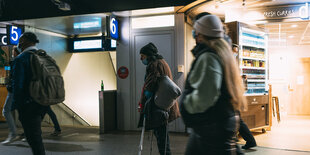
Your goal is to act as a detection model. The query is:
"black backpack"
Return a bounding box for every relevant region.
[27,49,65,106]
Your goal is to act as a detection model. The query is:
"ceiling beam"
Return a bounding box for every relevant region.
[0,0,195,21]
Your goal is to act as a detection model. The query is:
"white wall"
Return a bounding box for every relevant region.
[116,17,131,130]
[26,27,117,126]
[269,45,310,114]
[63,52,116,126]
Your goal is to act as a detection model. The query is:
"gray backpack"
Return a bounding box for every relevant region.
[154,76,181,111]
[27,49,65,106]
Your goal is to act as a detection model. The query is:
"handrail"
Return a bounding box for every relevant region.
[56,102,91,126]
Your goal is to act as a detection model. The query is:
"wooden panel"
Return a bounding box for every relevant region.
[289,57,310,115]
[226,21,239,44]
[246,95,269,105]
[0,86,8,121]
[241,95,269,129]
[241,104,268,129]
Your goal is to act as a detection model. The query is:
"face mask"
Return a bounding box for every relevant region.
[192,30,197,39]
[233,53,238,58]
[142,59,148,65]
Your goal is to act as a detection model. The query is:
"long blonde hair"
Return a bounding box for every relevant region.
[201,38,247,111]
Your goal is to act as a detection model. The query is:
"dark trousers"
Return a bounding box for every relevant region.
[46,106,61,131]
[153,124,171,155]
[185,115,243,155]
[239,119,255,144]
[18,102,48,155]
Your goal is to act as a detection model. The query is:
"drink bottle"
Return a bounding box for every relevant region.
[101,80,104,91]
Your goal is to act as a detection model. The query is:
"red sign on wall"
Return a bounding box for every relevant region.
[117,66,129,79]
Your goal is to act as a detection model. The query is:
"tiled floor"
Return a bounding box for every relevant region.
[0,115,309,155]
[239,115,310,153]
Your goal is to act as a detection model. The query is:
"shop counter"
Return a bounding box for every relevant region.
[241,94,270,132]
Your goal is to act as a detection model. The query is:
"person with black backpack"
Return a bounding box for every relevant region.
[11,32,64,155]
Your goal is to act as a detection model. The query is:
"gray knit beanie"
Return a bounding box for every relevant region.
[193,15,224,38]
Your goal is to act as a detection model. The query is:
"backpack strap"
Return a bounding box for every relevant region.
[25,49,46,55]
[25,49,47,81]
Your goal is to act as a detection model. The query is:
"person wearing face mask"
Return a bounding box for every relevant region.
[11,32,49,155]
[137,42,180,155]
[1,47,21,145]
[180,15,247,154]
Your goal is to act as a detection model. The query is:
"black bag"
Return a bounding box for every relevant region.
[27,49,65,106]
[154,76,181,111]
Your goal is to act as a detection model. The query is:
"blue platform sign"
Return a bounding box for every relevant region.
[8,25,23,45]
[110,17,119,40]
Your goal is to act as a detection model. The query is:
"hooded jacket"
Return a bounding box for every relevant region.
[138,58,181,129]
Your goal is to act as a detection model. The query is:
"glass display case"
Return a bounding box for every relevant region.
[227,21,270,131]
[239,27,268,95]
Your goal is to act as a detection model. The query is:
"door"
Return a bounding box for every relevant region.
[289,57,310,115]
[131,28,178,131]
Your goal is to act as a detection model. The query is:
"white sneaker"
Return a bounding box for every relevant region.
[1,135,18,145]
[21,138,27,142]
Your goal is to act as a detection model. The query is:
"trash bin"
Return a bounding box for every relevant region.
[99,90,117,134]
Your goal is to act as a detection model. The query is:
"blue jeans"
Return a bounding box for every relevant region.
[2,92,17,137]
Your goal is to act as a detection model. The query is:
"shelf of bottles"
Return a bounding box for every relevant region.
[239,27,268,95]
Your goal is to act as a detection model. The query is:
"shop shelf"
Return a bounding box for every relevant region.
[241,43,266,49]
[244,93,268,96]
[247,79,266,82]
[242,36,265,43]
[241,66,266,70]
[242,74,265,78]
[241,27,266,36]
[242,45,266,50]
[247,87,266,89]
[240,56,265,61]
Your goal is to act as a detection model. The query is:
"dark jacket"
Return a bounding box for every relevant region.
[138,58,181,129]
[11,51,33,110]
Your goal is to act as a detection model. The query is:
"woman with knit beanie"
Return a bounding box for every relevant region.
[180,14,246,154]
[137,42,180,155]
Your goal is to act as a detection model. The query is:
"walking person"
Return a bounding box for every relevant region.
[180,14,247,154]
[12,32,49,155]
[199,12,257,150]
[1,47,20,145]
[138,42,180,155]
